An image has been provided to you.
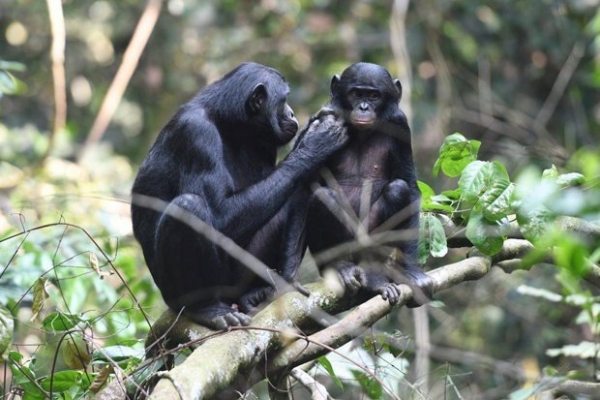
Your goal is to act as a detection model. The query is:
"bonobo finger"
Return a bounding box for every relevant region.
[210,316,229,330]
[315,106,336,119]
[309,118,321,129]
[340,275,360,293]
[387,285,401,304]
[293,281,311,297]
[222,312,251,327]
[348,274,365,291]
[337,265,366,293]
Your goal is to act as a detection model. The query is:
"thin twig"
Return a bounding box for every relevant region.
[534,42,585,130]
[78,0,163,163]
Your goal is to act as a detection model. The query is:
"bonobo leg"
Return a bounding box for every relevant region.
[308,187,368,293]
[391,246,435,308]
[238,188,311,314]
[368,179,413,232]
[154,193,250,330]
[369,181,435,307]
[308,186,358,244]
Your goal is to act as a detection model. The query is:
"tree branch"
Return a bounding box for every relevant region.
[97,218,600,399]
[78,0,163,163]
[141,254,491,400]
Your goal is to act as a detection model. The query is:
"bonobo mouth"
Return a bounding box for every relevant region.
[281,126,298,143]
[351,118,375,130]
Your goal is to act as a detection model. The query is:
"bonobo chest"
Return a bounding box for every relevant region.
[326,132,393,183]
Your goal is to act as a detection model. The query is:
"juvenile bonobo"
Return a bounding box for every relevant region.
[131,63,347,330]
[300,62,433,305]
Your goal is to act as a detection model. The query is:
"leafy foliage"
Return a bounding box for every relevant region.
[2,1,600,398]
[420,132,597,260]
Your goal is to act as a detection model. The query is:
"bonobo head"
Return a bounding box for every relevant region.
[205,62,299,145]
[245,66,299,145]
[330,62,402,131]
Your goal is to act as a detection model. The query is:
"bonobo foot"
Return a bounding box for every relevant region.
[364,272,402,304]
[334,261,367,294]
[402,268,435,308]
[184,301,252,330]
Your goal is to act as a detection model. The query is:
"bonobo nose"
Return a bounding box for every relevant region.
[359,103,369,111]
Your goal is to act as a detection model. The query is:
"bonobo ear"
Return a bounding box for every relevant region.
[330,74,341,97]
[248,83,267,114]
[394,79,402,99]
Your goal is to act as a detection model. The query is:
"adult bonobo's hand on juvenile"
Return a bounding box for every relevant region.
[300,62,434,306]
[131,63,347,330]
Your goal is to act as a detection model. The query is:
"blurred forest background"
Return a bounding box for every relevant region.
[1,0,600,398]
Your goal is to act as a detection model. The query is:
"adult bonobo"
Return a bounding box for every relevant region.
[131,63,347,330]
[300,62,433,305]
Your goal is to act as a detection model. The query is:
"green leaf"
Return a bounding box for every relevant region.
[459,161,509,204]
[433,133,481,177]
[0,70,27,95]
[542,165,559,180]
[419,214,448,263]
[40,370,82,392]
[517,206,553,244]
[92,345,144,364]
[8,352,37,386]
[317,356,343,389]
[480,181,515,221]
[459,161,491,204]
[0,305,14,357]
[417,180,435,199]
[31,278,49,320]
[556,172,585,188]
[554,236,590,278]
[418,181,456,212]
[0,71,16,94]
[42,312,83,332]
[0,60,26,71]
[543,165,585,188]
[465,212,506,255]
[351,370,383,399]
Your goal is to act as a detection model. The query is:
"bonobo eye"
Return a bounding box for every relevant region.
[368,92,380,100]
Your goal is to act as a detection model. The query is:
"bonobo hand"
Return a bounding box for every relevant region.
[308,105,337,124]
[238,281,311,314]
[294,114,348,164]
[238,286,275,314]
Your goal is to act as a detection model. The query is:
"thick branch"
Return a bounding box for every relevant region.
[267,255,490,377]
[105,233,599,400]
[145,255,491,399]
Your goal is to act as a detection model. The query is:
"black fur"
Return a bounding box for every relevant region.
[296,62,433,306]
[131,63,347,329]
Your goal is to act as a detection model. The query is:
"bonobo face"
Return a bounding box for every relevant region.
[331,62,402,131]
[247,78,298,146]
[346,86,382,130]
[277,101,299,144]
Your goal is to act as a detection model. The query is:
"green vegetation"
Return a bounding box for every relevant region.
[1,0,599,398]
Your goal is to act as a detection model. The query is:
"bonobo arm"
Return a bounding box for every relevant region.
[237,187,311,314]
[182,112,347,244]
